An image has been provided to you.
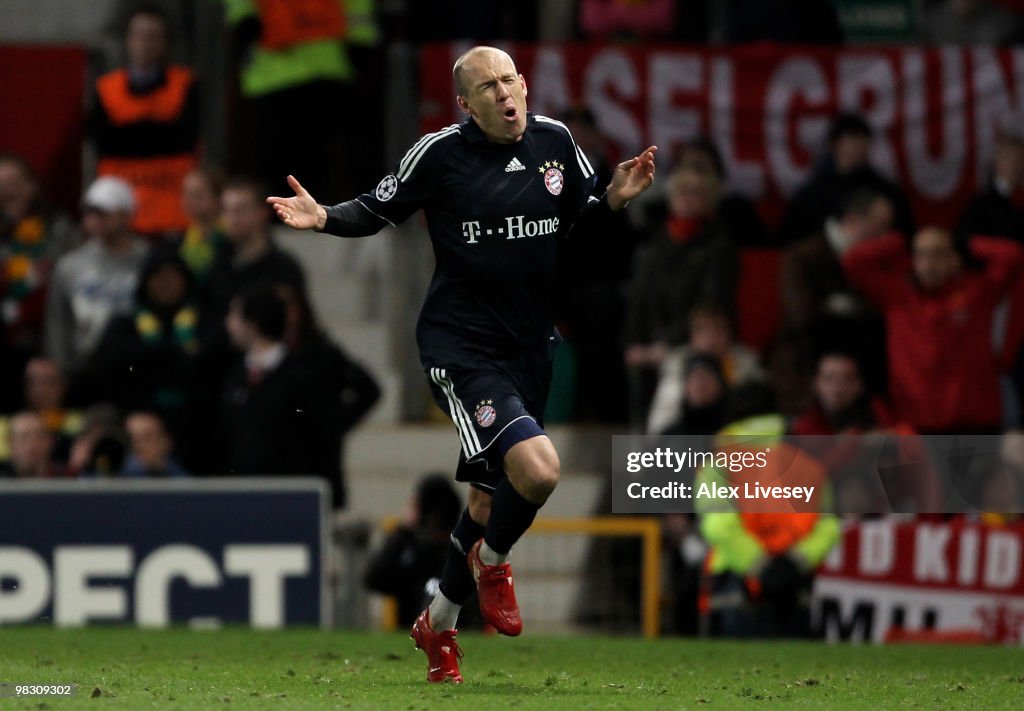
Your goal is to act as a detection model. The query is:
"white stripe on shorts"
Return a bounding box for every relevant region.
[431,368,482,456]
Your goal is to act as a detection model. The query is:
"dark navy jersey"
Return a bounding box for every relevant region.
[322,113,604,366]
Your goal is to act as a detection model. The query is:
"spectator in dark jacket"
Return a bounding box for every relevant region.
[773,187,893,413]
[200,176,307,411]
[644,138,768,247]
[205,176,305,320]
[87,247,207,470]
[778,113,913,246]
[957,127,1024,243]
[276,281,380,508]
[624,163,740,427]
[220,286,340,499]
[659,352,731,436]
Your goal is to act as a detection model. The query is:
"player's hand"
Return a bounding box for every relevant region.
[266,175,327,231]
[607,145,657,210]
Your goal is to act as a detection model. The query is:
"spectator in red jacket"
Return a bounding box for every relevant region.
[842,228,1024,433]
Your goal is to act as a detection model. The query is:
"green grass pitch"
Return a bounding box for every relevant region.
[2,628,1022,709]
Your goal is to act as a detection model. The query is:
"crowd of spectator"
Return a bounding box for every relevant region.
[5,0,1024,638]
[0,4,383,508]
[5,0,1024,506]
[0,155,380,508]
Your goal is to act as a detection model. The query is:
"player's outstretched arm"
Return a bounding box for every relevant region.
[606,145,658,211]
[266,175,328,231]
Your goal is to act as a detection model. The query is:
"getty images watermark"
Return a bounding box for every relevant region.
[612,434,1023,514]
[624,446,815,504]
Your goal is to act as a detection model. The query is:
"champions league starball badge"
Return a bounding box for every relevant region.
[475,400,497,428]
[539,161,565,195]
[375,174,398,201]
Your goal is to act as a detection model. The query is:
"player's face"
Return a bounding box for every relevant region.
[458,50,528,144]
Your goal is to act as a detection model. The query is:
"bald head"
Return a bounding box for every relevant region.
[453,46,529,144]
[454,46,516,98]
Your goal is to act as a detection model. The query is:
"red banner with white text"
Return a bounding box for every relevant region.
[813,519,1024,644]
[419,43,1024,228]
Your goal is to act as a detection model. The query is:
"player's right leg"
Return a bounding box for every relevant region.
[468,435,559,636]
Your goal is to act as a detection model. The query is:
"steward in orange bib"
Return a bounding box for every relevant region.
[695,384,840,637]
[90,5,199,237]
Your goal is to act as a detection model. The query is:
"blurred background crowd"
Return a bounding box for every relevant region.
[4,0,1024,637]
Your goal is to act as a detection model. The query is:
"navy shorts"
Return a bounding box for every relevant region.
[426,343,554,492]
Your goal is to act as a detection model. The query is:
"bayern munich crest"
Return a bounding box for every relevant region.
[375,174,398,201]
[474,400,497,428]
[539,161,565,195]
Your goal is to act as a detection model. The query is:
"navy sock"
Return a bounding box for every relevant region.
[438,507,485,604]
[484,477,542,555]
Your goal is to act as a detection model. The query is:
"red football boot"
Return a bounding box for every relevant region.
[467,539,523,636]
[410,609,463,684]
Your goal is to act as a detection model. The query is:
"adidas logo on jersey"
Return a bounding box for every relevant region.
[504,157,526,173]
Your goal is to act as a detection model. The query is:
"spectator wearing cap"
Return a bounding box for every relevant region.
[44,177,148,378]
[778,113,914,245]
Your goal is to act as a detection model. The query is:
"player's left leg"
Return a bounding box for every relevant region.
[468,434,559,636]
[412,484,492,684]
[426,487,491,630]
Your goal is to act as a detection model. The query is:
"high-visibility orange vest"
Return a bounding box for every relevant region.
[95,66,197,235]
[255,0,346,50]
[731,441,827,555]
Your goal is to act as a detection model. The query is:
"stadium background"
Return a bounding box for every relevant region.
[2,0,1024,652]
